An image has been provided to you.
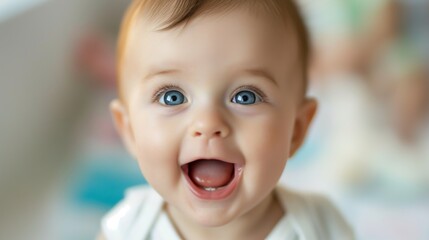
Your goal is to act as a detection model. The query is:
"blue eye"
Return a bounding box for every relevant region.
[232,90,259,105]
[160,90,187,106]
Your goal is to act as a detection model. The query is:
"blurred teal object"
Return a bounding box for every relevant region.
[0,0,48,22]
[70,150,147,209]
[288,136,322,168]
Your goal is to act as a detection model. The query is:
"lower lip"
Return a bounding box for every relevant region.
[181,163,244,200]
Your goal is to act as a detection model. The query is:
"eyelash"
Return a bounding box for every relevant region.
[151,84,184,103]
[151,84,268,103]
[232,85,268,103]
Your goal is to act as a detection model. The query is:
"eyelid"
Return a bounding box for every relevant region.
[151,84,185,103]
[232,85,268,103]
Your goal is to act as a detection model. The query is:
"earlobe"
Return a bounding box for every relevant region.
[110,99,138,158]
[289,98,318,157]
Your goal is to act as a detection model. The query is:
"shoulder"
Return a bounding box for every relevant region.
[100,185,154,240]
[276,185,355,240]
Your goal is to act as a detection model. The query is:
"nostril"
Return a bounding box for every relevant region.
[192,130,223,138]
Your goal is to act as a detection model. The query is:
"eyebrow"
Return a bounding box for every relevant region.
[142,67,278,86]
[142,68,181,81]
[241,68,278,86]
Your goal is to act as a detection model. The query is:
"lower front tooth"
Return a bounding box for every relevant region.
[204,187,217,191]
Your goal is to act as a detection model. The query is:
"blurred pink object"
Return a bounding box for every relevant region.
[75,32,117,88]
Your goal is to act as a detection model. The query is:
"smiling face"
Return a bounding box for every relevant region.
[111,7,316,228]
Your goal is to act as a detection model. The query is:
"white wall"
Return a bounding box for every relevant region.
[0,0,128,239]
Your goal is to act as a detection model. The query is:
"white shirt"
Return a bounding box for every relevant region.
[101,185,354,240]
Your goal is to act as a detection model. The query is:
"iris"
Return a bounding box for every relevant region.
[161,90,186,106]
[232,91,257,105]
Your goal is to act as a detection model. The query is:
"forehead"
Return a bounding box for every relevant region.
[123,7,300,89]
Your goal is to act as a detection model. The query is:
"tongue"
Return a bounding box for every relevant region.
[188,160,234,188]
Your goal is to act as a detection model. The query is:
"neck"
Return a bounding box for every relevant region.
[166,191,284,240]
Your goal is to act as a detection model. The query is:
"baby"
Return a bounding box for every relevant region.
[100,0,354,239]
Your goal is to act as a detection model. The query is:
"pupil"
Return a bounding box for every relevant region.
[163,90,185,106]
[234,91,255,105]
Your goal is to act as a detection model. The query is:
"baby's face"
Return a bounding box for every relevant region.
[112,7,315,227]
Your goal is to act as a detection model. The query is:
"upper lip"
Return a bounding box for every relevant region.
[179,156,244,167]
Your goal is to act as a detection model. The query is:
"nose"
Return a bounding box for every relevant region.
[190,108,230,139]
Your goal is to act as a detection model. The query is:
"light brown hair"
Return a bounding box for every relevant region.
[116,0,310,99]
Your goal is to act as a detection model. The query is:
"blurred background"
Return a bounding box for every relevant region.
[0,0,428,239]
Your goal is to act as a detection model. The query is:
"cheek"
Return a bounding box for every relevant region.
[134,117,178,149]
[237,112,293,179]
[242,112,292,154]
[129,111,183,185]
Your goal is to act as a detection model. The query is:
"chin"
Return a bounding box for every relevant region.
[194,215,233,227]
[189,206,239,227]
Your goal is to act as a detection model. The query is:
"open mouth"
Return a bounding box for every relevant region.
[181,159,243,200]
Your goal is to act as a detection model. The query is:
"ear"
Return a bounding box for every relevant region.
[110,99,138,158]
[289,98,318,157]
